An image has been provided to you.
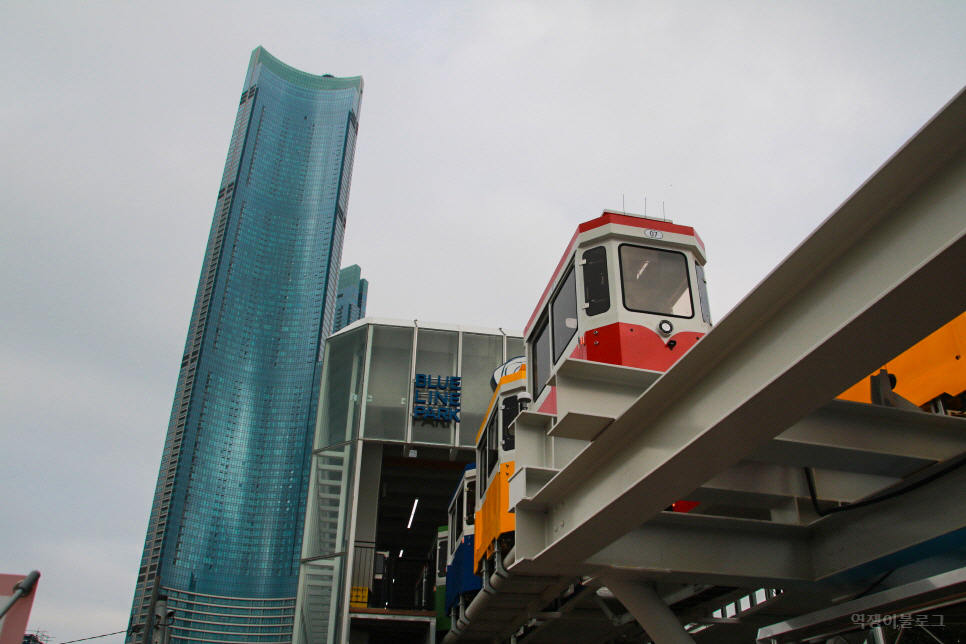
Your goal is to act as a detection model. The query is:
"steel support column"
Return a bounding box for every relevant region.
[604,577,696,644]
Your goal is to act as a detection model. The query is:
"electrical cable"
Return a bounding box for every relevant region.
[918,624,945,643]
[852,569,896,601]
[804,450,966,518]
[57,630,128,644]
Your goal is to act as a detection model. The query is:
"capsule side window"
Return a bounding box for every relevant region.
[448,485,462,554]
[476,426,488,495]
[551,267,578,362]
[448,496,454,551]
[455,484,463,548]
[582,246,610,316]
[618,244,694,319]
[436,537,447,577]
[531,316,551,399]
[478,409,498,494]
[465,479,476,525]
[501,395,519,451]
[487,410,499,480]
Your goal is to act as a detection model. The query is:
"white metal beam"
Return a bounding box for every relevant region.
[757,567,966,643]
[587,513,811,586]
[585,453,966,586]
[753,399,966,477]
[696,461,900,508]
[811,456,966,580]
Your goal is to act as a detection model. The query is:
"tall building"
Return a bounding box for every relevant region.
[293,319,521,644]
[129,47,363,644]
[332,265,368,333]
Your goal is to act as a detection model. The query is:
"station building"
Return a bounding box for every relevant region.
[292,319,523,644]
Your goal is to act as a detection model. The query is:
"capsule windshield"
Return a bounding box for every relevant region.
[619,245,693,318]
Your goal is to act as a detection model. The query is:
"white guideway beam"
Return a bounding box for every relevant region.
[513,86,966,575]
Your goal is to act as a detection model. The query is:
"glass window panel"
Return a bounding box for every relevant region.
[294,555,345,644]
[459,333,505,446]
[363,326,413,441]
[316,327,367,448]
[620,245,693,318]
[415,329,459,375]
[582,246,610,316]
[531,320,551,399]
[551,267,578,362]
[412,329,459,445]
[301,442,356,560]
[506,336,524,362]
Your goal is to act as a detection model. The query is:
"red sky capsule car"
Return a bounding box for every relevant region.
[525,210,712,417]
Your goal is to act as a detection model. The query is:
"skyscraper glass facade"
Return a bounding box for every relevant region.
[128,47,362,644]
[332,264,368,333]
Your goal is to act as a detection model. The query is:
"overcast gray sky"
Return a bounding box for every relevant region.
[2,2,965,642]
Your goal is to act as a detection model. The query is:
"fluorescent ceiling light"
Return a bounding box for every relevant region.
[398,549,403,558]
[407,498,419,529]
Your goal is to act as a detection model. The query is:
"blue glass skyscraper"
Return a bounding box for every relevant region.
[128,47,362,644]
[332,264,368,333]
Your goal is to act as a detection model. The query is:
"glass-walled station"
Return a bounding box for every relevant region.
[293,319,522,644]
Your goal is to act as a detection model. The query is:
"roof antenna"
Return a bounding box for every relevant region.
[662,201,666,222]
[622,194,625,216]
[645,197,647,219]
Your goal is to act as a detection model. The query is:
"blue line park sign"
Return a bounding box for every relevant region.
[413,374,461,423]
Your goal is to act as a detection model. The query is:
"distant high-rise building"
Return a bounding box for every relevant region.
[128,47,362,644]
[332,265,368,332]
